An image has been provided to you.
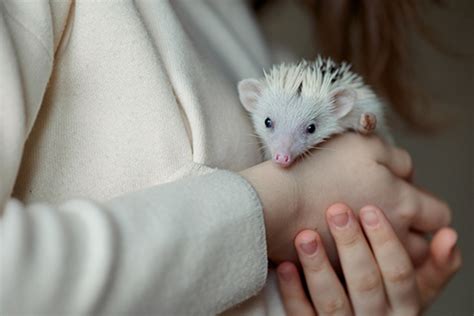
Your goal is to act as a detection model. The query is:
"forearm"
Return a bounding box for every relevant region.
[0,171,268,315]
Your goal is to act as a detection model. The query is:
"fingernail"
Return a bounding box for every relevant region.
[361,208,379,227]
[300,238,318,255]
[329,207,350,228]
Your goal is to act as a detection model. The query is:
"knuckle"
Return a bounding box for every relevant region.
[370,229,395,248]
[353,271,382,293]
[337,231,363,248]
[398,206,417,222]
[319,297,346,315]
[305,259,326,274]
[396,197,420,223]
[385,264,414,284]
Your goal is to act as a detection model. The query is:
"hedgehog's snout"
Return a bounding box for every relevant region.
[270,136,296,167]
[273,152,292,167]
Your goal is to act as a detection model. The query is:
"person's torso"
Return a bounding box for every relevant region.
[13,0,270,204]
[13,1,287,314]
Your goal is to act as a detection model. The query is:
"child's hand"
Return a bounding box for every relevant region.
[241,133,451,263]
[277,204,461,316]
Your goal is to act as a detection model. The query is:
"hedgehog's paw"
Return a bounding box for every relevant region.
[359,112,377,134]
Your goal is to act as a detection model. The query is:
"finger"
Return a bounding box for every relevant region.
[405,232,429,267]
[294,230,352,316]
[401,184,452,233]
[277,262,316,316]
[373,141,413,180]
[416,228,462,307]
[326,204,388,315]
[359,206,420,314]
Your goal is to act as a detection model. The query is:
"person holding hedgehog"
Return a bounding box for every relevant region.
[0,1,461,315]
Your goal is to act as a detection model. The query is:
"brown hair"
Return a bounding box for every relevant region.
[254,0,442,130]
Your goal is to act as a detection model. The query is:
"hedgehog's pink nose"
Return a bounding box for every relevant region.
[274,153,292,167]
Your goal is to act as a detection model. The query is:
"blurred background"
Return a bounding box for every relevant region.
[256,0,473,315]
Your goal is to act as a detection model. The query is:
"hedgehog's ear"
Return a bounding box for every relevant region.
[329,87,356,119]
[238,79,264,112]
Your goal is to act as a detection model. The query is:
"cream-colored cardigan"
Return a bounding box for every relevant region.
[0,0,286,314]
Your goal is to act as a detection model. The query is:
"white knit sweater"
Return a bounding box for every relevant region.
[0,0,286,314]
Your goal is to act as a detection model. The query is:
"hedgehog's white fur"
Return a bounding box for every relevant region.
[238,56,392,166]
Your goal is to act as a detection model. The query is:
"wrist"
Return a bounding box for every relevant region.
[240,161,298,260]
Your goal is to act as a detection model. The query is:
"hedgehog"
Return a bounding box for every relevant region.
[238,56,392,167]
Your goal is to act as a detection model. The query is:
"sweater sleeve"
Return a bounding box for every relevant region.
[0,2,268,314]
[1,171,268,315]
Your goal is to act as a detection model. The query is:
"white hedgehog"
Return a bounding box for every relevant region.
[238,56,392,167]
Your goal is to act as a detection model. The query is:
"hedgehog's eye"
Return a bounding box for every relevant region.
[306,123,316,134]
[264,117,273,128]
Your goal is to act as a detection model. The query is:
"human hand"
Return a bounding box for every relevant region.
[276,204,461,316]
[241,133,451,263]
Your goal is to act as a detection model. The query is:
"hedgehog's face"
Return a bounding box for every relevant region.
[253,90,339,167]
[238,78,355,167]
